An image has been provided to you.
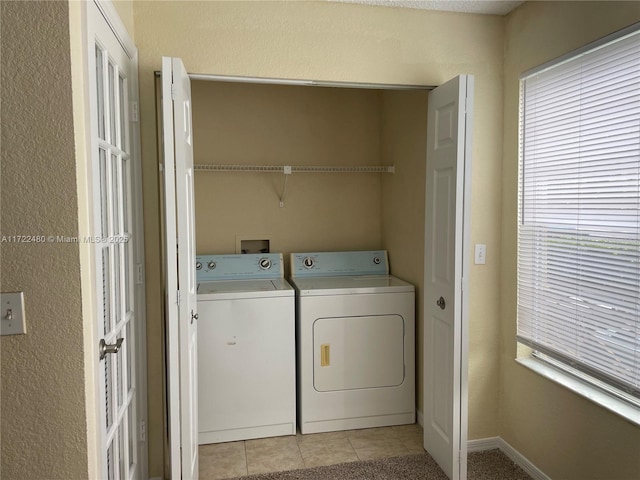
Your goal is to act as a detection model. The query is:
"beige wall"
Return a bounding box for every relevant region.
[134,1,504,475]
[501,2,640,479]
[379,89,429,410]
[192,81,384,256]
[0,1,89,479]
[112,0,135,38]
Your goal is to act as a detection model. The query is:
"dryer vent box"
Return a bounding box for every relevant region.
[236,236,270,254]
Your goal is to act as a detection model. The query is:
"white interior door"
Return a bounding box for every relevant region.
[423,75,473,480]
[87,1,146,479]
[162,56,199,480]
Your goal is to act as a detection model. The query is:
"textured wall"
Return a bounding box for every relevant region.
[501,2,640,479]
[133,2,504,475]
[0,1,88,479]
[192,81,384,256]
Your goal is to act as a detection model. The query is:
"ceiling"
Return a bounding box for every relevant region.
[333,0,525,16]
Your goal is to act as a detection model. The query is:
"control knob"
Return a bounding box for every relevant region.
[259,258,272,270]
[207,261,216,270]
[195,261,202,270]
[303,257,315,269]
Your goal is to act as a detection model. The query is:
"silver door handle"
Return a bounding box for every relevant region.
[436,296,446,310]
[191,311,198,323]
[100,337,124,360]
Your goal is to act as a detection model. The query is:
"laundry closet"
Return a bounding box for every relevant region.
[190,79,430,282]
[161,58,472,479]
[188,78,430,438]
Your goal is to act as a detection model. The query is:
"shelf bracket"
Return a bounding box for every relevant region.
[279,166,292,208]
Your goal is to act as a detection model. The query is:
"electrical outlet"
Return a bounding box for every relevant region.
[1,292,26,335]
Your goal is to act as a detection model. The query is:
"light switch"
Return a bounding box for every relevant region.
[475,244,487,265]
[1,292,26,335]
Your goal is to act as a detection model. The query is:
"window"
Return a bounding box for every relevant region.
[517,24,640,408]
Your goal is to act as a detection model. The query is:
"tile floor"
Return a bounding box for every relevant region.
[199,424,424,479]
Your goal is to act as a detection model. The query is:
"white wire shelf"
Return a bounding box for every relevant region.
[193,164,395,174]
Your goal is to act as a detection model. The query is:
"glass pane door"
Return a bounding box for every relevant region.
[94,34,138,480]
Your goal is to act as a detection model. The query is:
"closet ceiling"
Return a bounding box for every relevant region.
[333,0,524,15]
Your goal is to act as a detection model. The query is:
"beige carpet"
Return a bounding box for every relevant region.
[223,449,533,480]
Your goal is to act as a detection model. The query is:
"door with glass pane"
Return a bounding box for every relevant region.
[88,2,142,478]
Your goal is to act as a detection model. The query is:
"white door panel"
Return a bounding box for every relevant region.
[433,168,454,283]
[423,75,473,480]
[162,56,198,480]
[431,313,453,439]
[174,58,199,480]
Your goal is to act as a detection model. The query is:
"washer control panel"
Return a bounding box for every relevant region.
[290,250,389,278]
[196,253,284,281]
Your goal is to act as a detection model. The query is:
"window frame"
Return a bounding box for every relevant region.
[516,22,640,425]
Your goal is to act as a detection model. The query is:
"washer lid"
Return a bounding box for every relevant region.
[290,275,414,296]
[197,278,293,299]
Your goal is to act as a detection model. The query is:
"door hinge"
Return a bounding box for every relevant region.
[139,420,146,442]
[176,289,181,306]
[171,83,176,100]
[136,264,144,284]
[131,101,139,122]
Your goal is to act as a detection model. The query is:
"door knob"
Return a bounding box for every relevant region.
[436,296,446,310]
[191,310,198,324]
[99,337,124,360]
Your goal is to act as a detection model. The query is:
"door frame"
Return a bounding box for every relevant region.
[162,68,469,478]
[79,1,148,478]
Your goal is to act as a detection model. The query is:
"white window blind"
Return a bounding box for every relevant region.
[517,25,640,403]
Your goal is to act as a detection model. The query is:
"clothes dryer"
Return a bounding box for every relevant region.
[196,253,295,444]
[289,250,415,434]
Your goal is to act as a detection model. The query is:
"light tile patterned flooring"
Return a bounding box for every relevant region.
[199,424,424,479]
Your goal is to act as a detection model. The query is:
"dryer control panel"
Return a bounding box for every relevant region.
[196,253,284,281]
[290,250,389,278]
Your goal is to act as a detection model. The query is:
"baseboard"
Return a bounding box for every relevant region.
[417,414,548,479]
[497,438,551,480]
[467,436,501,452]
[467,437,550,480]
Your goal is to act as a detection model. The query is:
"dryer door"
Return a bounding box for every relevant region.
[313,315,405,392]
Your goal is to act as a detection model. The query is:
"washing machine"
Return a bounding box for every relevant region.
[289,250,415,434]
[196,253,295,444]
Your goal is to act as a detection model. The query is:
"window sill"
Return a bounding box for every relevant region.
[516,357,640,427]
